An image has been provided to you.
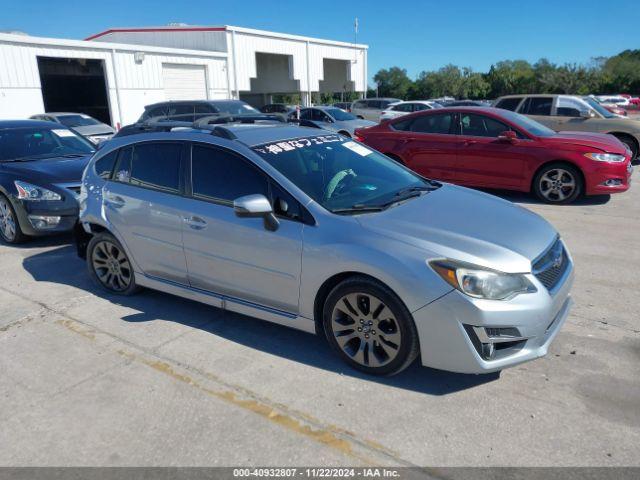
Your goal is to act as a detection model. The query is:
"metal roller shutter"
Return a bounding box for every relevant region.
[162,64,207,100]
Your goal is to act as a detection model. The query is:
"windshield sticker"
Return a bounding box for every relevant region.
[51,129,75,138]
[254,135,342,155]
[343,141,373,157]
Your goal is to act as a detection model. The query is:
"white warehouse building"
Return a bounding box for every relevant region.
[0,25,368,127]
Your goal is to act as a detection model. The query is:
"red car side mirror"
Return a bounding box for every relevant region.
[498,130,517,143]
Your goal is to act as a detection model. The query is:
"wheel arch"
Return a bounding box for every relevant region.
[337,130,351,138]
[313,271,401,336]
[607,131,638,157]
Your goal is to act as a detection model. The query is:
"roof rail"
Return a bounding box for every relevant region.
[114,114,285,140]
[193,113,286,126]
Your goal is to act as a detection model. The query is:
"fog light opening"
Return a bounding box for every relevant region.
[481,342,496,360]
[602,179,623,187]
[28,215,61,230]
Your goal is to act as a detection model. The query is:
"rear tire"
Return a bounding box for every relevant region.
[87,232,140,295]
[323,276,419,376]
[533,163,583,204]
[0,194,28,244]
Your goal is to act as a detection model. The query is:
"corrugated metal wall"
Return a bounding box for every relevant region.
[0,35,229,125]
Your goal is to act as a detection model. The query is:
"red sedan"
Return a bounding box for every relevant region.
[354,107,633,204]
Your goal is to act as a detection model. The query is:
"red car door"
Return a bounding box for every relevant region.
[393,112,458,181]
[456,112,531,189]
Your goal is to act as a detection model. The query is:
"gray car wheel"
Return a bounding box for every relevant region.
[323,276,419,376]
[0,194,26,244]
[87,232,139,295]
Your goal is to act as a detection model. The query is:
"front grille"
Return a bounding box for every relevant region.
[533,238,568,290]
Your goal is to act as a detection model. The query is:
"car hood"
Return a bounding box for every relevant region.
[2,155,93,184]
[355,184,557,273]
[543,131,628,154]
[71,124,116,136]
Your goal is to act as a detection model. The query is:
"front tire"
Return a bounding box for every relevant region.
[533,163,583,204]
[323,276,419,376]
[0,194,27,244]
[87,232,139,295]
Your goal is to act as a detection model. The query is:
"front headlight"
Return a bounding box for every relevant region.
[584,152,626,163]
[14,181,62,201]
[430,260,536,300]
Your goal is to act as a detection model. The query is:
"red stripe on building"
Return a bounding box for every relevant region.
[85,27,227,41]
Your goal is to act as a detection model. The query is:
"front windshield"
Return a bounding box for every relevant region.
[326,108,356,121]
[498,110,557,137]
[583,97,615,118]
[57,114,101,127]
[253,135,435,213]
[0,127,95,162]
[217,101,260,115]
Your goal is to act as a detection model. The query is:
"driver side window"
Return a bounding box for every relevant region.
[555,97,587,117]
[191,145,268,203]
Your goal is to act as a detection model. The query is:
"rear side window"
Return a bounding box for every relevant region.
[495,97,523,111]
[194,104,215,119]
[128,143,182,194]
[460,113,512,137]
[391,118,414,131]
[522,97,553,116]
[191,145,268,202]
[145,106,167,120]
[94,150,118,180]
[409,114,453,134]
[167,104,194,121]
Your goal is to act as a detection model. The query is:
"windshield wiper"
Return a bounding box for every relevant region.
[332,204,386,215]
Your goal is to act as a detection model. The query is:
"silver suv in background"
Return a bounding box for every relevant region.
[350,98,402,122]
[494,94,640,159]
[78,120,574,376]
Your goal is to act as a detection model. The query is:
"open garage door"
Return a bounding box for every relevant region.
[162,64,208,101]
[37,57,111,125]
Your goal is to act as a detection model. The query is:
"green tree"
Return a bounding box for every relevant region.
[373,67,413,99]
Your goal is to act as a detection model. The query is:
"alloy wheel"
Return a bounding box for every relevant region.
[331,292,402,368]
[0,198,16,242]
[539,168,576,202]
[91,240,132,292]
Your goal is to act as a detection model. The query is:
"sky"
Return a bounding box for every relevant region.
[1,0,638,84]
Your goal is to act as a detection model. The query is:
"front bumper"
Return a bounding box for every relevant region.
[11,196,79,237]
[585,160,633,195]
[413,254,574,374]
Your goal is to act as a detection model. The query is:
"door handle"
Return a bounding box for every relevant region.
[105,195,125,208]
[463,140,478,146]
[184,215,207,230]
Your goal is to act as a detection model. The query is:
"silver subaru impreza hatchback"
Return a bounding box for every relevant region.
[78,121,574,376]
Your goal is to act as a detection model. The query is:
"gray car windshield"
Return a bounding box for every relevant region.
[0,127,95,161]
[325,108,356,121]
[253,135,436,213]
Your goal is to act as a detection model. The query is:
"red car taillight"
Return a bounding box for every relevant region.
[354,133,365,142]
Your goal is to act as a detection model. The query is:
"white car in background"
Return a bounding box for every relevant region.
[595,95,630,107]
[379,101,442,121]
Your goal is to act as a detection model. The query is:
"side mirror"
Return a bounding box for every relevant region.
[233,194,279,231]
[497,130,517,143]
[580,109,594,119]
